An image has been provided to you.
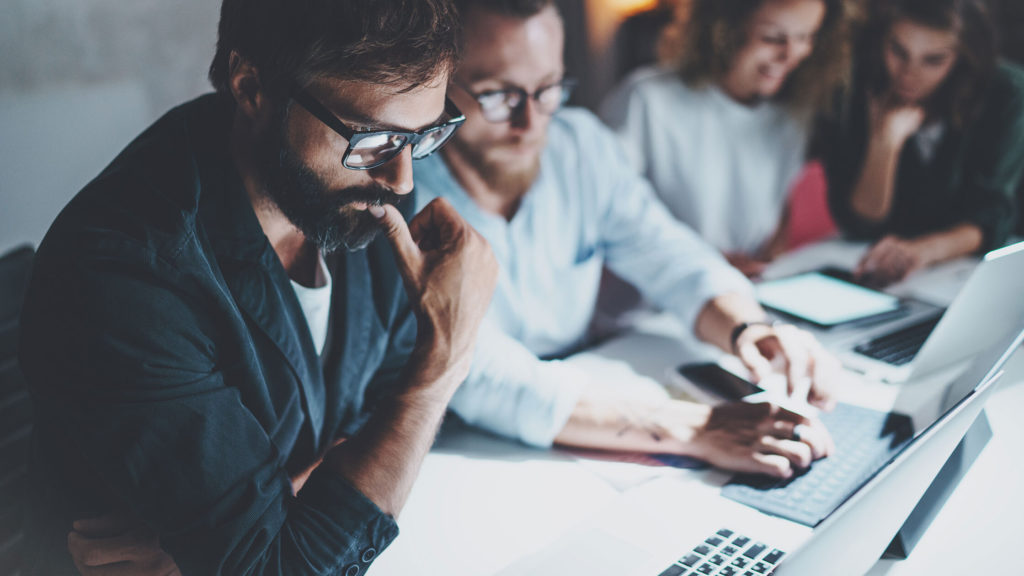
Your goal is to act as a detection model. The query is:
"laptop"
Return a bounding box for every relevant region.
[495,326,1024,576]
[823,240,1024,383]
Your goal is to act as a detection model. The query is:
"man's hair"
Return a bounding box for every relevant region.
[859,0,997,129]
[658,0,851,113]
[209,0,462,98]
[452,0,557,19]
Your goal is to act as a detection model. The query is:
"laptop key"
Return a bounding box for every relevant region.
[680,553,701,567]
[717,529,735,538]
[751,561,770,574]
[719,567,738,576]
[696,563,715,575]
[705,536,725,547]
[721,546,738,557]
[658,565,686,576]
[762,549,785,564]
[732,557,749,568]
[708,554,725,566]
[743,543,767,559]
[694,545,712,556]
[731,536,751,548]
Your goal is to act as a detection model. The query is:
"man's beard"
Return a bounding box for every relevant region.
[257,115,403,253]
[449,137,542,200]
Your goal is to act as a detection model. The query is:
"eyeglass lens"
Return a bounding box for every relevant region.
[345,122,460,169]
[478,83,570,122]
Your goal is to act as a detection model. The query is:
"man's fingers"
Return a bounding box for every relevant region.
[72,514,134,538]
[737,341,773,382]
[759,436,814,470]
[68,528,161,567]
[750,452,794,479]
[373,204,421,274]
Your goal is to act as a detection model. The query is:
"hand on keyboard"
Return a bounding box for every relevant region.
[689,402,833,479]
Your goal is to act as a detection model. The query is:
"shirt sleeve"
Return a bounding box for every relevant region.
[20,244,397,576]
[584,114,755,331]
[957,67,1024,250]
[447,319,588,448]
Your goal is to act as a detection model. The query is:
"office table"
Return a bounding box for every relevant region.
[368,241,1024,575]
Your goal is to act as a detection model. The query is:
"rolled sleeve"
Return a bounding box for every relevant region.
[448,322,587,448]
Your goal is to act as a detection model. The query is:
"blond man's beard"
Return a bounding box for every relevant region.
[449,137,542,199]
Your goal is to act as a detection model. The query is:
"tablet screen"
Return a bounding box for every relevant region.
[756,272,900,327]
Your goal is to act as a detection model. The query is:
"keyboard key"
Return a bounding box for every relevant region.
[732,557,749,568]
[721,546,738,556]
[658,565,687,576]
[694,545,712,556]
[743,543,767,559]
[680,553,701,567]
[762,549,785,564]
[717,529,735,538]
[732,536,751,548]
[751,561,770,574]
[705,536,725,547]
[696,563,715,575]
[708,554,725,566]
[720,567,738,576]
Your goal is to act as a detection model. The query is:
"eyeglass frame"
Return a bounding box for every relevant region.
[290,86,467,170]
[453,78,577,123]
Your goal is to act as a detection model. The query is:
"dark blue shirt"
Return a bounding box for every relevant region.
[19,93,418,575]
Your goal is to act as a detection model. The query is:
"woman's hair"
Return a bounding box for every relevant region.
[658,0,851,112]
[858,0,997,128]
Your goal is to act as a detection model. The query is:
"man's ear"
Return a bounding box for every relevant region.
[227,51,269,120]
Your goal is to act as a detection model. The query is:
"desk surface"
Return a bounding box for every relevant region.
[369,241,1024,575]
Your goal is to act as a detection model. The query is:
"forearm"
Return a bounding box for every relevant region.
[323,343,465,517]
[913,223,984,266]
[553,393,709,456]
[694,292,768,353]
[850,136,902,223]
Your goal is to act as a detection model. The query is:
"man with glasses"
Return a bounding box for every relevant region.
[19,1,497,574]
[415,0,840,477]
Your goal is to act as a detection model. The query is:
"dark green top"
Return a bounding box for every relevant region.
[19,94,418,575]
[821,61,1024,251]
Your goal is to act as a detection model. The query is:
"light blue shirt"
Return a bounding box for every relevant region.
[414,108,753,447]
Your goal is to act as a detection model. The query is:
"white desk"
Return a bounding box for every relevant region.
[369,241,1024,575]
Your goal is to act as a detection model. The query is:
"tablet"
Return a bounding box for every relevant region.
[756,271,901,328]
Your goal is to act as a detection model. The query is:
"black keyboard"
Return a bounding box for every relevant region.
[853,315,942,366]
[656,528,785,576]
[721,403,914,526]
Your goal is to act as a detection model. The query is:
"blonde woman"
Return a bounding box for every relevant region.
[602,0,849,277]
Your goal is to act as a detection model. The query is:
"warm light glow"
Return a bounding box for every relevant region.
[602,0,660,17]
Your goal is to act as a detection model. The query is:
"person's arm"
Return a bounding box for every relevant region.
[855,224,984,285]
[25,199,496,575]
[848,98,925,223]
[555,393,832,479]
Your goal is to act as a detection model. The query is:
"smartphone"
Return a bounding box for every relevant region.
[676,363,763,401]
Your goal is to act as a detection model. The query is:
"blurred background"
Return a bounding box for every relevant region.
[2,0,1022,254]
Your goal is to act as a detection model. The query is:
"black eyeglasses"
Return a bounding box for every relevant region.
[455,78,577,123]
[290,87,466,170]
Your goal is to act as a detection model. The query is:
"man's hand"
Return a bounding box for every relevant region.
[67,514,179,576]
[733,322,839,411]
[688,401,833,478]
[724,252,770,279]
[373,198,498,393]
[855,235,930,286]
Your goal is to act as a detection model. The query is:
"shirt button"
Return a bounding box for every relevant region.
[344,564,360,576]
[361,547,377,563]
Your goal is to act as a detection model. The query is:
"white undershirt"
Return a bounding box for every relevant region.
[289,253,332,356]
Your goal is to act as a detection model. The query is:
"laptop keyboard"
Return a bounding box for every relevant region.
[721,403,914,526]
[853,316,941,366]
[656,528,785,576]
